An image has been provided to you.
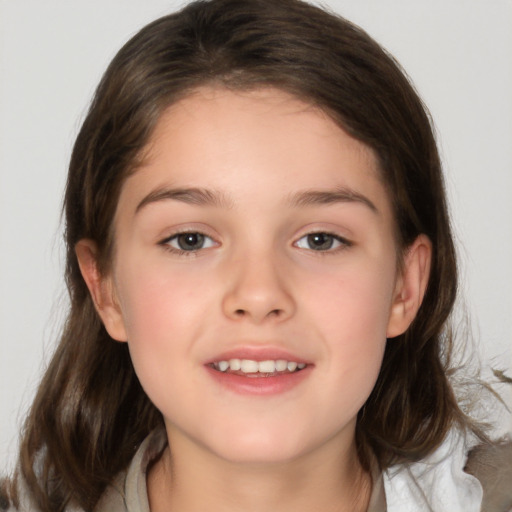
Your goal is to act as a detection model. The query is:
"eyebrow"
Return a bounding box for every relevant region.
[135,186,233,213]
[135,185,378,215]
[288,187,378,214]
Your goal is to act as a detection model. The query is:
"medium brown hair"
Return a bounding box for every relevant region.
[12,0,479,509]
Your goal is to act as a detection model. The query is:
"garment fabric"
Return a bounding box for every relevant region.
[5,428,483,512]
[383,429,483,511]
[93,430,384,512]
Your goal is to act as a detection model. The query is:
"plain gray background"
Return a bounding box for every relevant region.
[1,0,511,470]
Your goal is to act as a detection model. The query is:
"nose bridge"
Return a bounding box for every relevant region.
[222,241,295,323]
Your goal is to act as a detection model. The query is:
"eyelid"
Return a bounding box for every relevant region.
[158,227,220,255]
[293,230,353,252]
[156,222,218,243]
[167,233,216,249]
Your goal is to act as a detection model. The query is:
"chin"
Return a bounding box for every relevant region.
[205,428,313,465]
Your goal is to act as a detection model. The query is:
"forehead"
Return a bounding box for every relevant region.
[119,86,391,218]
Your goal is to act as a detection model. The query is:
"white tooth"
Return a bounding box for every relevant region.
[275,360,288,371]
[229,358,241,371]
[240,359,259,373]
[287,361,298,372]
[218,360,229,372]
[297,363,306,369]
[258,360,276,373]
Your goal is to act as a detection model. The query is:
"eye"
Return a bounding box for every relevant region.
[163,232,216,252]
[295,232,350,251]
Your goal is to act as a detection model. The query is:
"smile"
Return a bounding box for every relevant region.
[205,354,312,395]
[211,359,307,375]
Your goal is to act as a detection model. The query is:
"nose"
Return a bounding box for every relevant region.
[221,250,296,324]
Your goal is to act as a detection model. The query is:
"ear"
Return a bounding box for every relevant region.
[75,239,128,342]
[386,234,432,338]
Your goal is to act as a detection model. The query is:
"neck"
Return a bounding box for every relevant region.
[148,428,372,512]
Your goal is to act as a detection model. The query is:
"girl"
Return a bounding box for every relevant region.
[2,0,511,510]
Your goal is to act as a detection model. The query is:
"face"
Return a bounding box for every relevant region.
[80,87,426,465]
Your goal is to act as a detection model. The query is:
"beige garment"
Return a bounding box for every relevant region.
[95,429,387,512]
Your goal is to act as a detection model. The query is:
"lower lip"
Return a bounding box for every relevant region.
[205,365,312,396]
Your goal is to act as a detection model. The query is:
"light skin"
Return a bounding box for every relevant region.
[76,87,431,512]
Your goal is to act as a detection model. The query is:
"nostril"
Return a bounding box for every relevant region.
[235,309,245,316]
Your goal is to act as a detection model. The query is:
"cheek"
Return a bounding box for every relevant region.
[304,256,396,339]
[114,268,211,418]
[117,260,209,336]
[302,260,395,409]
[113,262,215,382]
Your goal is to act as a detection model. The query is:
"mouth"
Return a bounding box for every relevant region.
[208,358,307,377]
[205,352,312,395]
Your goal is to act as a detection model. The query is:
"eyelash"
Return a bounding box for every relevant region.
[159,231,217,256]
[294,232,352,253]
[158,230,352,256]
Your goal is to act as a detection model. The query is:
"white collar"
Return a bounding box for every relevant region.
[383,429,483,511]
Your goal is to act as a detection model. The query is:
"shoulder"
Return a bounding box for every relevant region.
[383,429,512,512]
[464,438,512,512]
[1,474,27,512]
[383,429,478,512]
[95,428,167,512]
[1,430,166,512]
[0,478,14,511]
[1,469,122,512]
[0,474,37,512]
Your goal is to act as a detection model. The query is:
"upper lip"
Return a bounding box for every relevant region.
[205,346,311,365]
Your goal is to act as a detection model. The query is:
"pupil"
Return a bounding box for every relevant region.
[178,233,204,250]
[308,233,333,250]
